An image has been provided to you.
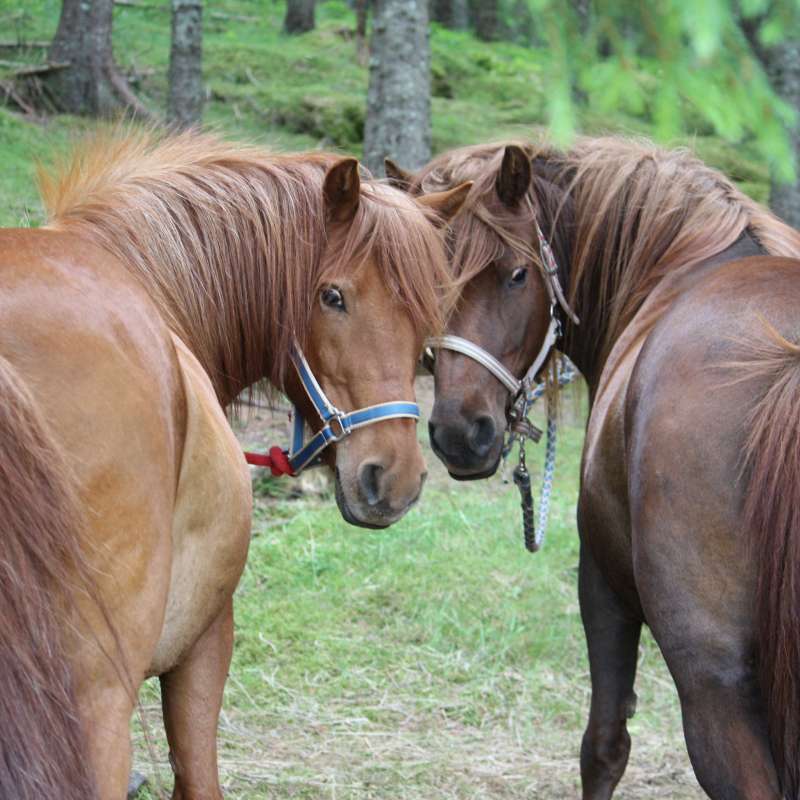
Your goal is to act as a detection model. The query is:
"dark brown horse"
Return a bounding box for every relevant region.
[395,138,800,799]
[0,128,468,800]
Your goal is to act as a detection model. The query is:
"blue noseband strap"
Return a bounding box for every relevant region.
[287,347,420,474]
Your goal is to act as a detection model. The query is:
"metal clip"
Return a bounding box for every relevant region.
[507,398,542,443]
[509,416,542,443]
[421,346,436,375]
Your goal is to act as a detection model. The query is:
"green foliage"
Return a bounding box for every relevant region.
[516,0,799,181]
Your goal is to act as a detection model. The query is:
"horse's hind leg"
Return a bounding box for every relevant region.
[82,682,138,799]
[633,520,781,798]
[578,542,642,800]
[160,599,234,800]
[652,622,781,799]
[679,682,778,799]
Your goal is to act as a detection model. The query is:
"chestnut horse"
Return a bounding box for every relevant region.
[396,138,800,799]
[0,129,469,800]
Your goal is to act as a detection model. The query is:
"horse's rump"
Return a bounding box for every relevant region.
[647,254,800,798]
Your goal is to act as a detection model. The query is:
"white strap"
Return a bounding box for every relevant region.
[520,316,559,394]
[426,317,559,398]
[425,335,521,394]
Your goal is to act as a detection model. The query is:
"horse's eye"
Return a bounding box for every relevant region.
[508,267,528,288]
[320,286,346,311]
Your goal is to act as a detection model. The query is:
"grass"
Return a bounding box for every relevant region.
[126,389,702,799]
[0,0,766,795]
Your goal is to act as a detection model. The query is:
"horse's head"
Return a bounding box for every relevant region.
[297,158,470,527]
[406,145,557,479]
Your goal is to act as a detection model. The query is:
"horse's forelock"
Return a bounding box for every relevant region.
[322,181,456,337]
[413,144,542,292]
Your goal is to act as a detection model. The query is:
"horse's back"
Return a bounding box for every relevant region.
[627,253,800,510]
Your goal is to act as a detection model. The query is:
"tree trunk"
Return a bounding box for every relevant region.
[743,21,800,228]
[572,0,590,37]
[45,0,148,117]
[355,0,371,64]
[473,0,498,41]
[510,0,535,44]
[284,0,316,34]
[363,0,431,175]
[430,0,448,25]
[168,0,203,129]
[764,40,800,228]
[430,0,467,29]
[452,0,468,29]
[356,0,370,38]
[47,0,114,114]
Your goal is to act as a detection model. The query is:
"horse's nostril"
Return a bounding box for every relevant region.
[429,420,450,456]
[358,462,385,507]
[467,415,496,457]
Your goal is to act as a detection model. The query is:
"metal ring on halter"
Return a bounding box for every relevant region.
[325,412,351,443]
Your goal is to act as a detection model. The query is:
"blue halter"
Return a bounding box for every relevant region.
[287,347,420,474]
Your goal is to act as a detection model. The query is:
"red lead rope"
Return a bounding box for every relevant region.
[244,446,295,477]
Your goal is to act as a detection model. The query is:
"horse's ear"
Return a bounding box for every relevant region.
[324,157,361,224]
[417,182,473,227]
[384,158,414,191]
[496,145,531,208]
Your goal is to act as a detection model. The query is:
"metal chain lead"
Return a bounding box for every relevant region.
[505,357,576,553]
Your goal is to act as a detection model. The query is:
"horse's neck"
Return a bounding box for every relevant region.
[153,184,320,408]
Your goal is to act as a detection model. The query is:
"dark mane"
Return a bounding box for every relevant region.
[39,128,452,401]
[414,136,800,371]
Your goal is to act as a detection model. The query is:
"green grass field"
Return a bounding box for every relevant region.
[0,1,766,795]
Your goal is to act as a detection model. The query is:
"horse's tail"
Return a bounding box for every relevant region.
[0,355,99,799]
[740,320,800,798]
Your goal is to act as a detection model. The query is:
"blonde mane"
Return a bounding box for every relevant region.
[414,136,800,372]
[38,128,451,402]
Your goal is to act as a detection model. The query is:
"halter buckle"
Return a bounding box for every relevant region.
[327,411,351,442]
[509,415,543,443]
